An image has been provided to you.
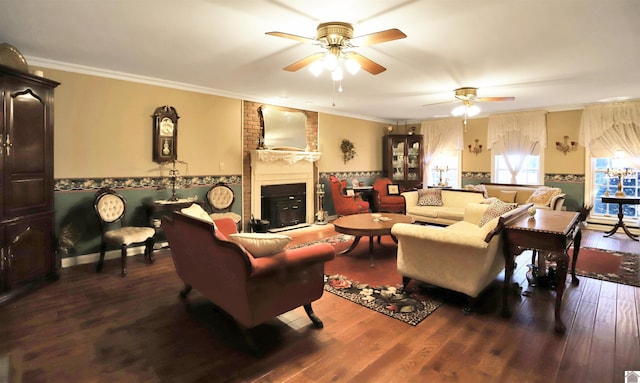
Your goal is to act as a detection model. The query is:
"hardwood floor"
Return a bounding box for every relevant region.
[0,227,638,382]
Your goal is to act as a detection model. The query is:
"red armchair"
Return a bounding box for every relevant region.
[372,178,406,213]
[161,212,335,355]
[328,175,369,216]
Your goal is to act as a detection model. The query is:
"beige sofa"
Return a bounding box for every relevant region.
[402,189,486,225]
[392,202,530,302]
[480,183,566,211]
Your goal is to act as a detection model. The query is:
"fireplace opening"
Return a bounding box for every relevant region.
[261,183,307,230]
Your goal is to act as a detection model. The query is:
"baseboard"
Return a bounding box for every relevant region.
[60,242,169,268]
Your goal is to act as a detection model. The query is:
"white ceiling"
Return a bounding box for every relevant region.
[1,0,639,123]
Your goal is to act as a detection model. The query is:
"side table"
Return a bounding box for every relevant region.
[143,199,203,252]
[601,196,640,241]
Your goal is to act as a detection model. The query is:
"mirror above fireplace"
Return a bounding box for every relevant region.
[258,105,307,150]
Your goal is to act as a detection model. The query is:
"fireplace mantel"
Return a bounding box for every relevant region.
[250,150,320,227]
[251,149,321,164]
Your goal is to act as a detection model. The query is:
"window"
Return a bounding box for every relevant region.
[493,154,541,185]
[427,150,460,187]
[591,157,639,219]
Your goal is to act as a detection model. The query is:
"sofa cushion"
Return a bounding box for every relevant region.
[526,187,562,206]
[406,205,440,218]
[441,190,486,208]
[417,188,443,206]
[498,190,517,203]
[479,199,517,227]
[435,207,467,221]
[229,233,292,257]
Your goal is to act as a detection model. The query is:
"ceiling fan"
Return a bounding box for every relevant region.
[266,22,406,76]
[424,87,515,109]
[424,87,515,128]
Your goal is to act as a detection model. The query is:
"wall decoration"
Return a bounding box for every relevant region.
[340,139,356,164]
[152,105,179,163]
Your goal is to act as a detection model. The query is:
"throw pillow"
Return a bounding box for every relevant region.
[417,188,443,206]
[464,184,489,198]
[479,199,517,227]
[526,187,562,206]
[181,203,214,224]
[229,233,292,257]
[498,190,517,203]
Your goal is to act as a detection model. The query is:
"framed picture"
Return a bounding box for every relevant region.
[346,189,355,197]
[387,184,400,195]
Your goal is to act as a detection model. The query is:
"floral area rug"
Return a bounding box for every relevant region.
[324,274,442,326]
[292,234,442,326]
[571,247,640,287]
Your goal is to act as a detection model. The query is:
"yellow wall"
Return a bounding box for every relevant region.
[317,113,387,172]
[43,67,584,179]
[460,110,584,174]
[44,68,243,178]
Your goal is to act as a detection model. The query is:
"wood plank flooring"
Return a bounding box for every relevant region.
[0,227,638,382]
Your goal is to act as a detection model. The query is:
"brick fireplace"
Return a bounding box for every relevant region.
[249,150,320,230]
[242,101,319,231]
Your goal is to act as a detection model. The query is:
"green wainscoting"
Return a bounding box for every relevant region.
[54,176,241,259]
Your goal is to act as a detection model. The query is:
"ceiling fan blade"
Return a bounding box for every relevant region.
[282,52,325,72]
[346,52,386,75]
[475,96,516,102]
[350,28,407,46]
[265,31,318,45]
[422,100,457,107]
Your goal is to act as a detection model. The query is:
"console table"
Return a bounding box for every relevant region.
[502,209,582,333]
[601,196,640,241]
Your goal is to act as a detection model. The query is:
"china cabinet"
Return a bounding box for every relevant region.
[382,134,423,190]
[0,64,59,303]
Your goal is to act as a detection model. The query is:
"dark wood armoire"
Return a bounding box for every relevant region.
[0,64,60,304]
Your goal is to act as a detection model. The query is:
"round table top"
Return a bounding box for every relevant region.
[333,212,414,237]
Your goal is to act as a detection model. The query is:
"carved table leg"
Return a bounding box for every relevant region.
[554,251,570,334]
[339,236,362,255]
[571,228,582,286]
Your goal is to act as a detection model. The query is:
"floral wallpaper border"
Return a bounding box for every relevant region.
[319,171,383,181]
[54,175,242,192]
[462,172,585,183]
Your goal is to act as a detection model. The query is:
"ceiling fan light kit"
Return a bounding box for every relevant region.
[266,21,406,92]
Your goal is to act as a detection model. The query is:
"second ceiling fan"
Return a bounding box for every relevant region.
[424,87,516,112]
[266,21,406,76]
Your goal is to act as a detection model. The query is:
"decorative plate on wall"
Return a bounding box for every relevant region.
[0,43,28,71]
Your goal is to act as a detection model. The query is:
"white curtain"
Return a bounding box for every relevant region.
[487,110,547,183]
[420,118,463,186]
[579,100,640,169]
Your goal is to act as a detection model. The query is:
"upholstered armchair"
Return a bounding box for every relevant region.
[391,202,530,310]
[371,177,405,213]
[328,175,369,216]
[161,208,335,355]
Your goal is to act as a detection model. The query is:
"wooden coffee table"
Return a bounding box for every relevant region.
[332,212,414,267]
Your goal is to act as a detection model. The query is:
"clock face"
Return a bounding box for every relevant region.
[160,118,174,137]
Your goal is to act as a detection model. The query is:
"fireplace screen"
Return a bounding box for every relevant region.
[261,183,306,229]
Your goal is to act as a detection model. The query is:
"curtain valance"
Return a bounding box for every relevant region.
[420,118,463,152]
[487,110,547,150]
[578,100,640,161]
